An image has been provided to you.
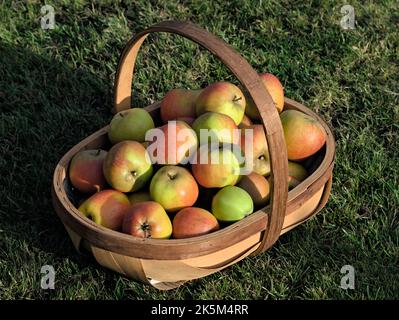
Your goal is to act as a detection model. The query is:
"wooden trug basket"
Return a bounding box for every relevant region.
[52,21,335,290]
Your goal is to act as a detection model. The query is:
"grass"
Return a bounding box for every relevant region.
[0,0,398,300]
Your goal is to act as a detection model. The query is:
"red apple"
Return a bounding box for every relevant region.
[122,201,172,239]
[172,207,219,239]
[192,144,241,188]
[150,165,199,212]
[281,110,327,160]
[103,141,153,192]
[238,114,253,128]
[195,82,246,125]
[160,88,202,124]
[146,120,198,165]
[240,125,270,176]
[69,149,107,193]
[78,189,130,230]
[237,172,270,207]
[245,73,284,120]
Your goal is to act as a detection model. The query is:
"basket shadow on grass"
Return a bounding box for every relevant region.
[0,43,144,271]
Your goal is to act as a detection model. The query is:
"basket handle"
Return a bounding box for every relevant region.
[113,21,288,253]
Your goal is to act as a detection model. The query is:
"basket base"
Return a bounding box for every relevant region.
[64,180,327,290]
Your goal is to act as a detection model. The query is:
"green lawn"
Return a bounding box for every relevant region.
[0,0,398,299]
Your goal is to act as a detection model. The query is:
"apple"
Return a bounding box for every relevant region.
[288,161,308,189]
[160,88,202,124]
[245,73,284,120]
[191,144,241,188]
[281,110,327,160]
[147,120,198,165]
[122,201,172,239]
[128,191,152,205]
[212,186,254,222]
[238,114,253,128]
[150,165,199,212]
[78,189,130,230]
[172,207,219,239]
[237,172,270,207]
[240,124,270,176]
[195,82,246,125]
[108,108,155,144]
[192,112,238,145]
[103,141,153,193]
[69,149,107,193]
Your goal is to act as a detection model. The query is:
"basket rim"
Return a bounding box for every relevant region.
[52,97,335,260]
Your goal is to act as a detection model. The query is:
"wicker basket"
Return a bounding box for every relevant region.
[52,21,335,290]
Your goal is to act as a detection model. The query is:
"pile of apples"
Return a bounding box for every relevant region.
[69,73,327,240]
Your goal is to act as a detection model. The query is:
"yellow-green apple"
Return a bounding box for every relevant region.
[69,149,107,193]
[150,165,198,212]
[288,161,308,189]
[195,82,246,125]
[108,108,154,144]
[192,112,238,145]
[172,207,219,239]
[281,110,327,160]
[78,189,130,230]
[245,73,284,120]
[160,88,202,124]
[240,124,270,176]
[237,172,270,207]
[238,114,253,128]
[128,190,152,205]
[192,144,241,188]
[146,120,198,165]
[122,201,172,239]
[212,186,254,222]
[103,141,153,192]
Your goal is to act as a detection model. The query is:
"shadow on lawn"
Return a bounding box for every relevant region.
[0,42,144,266]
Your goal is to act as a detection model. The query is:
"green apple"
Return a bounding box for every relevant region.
[103,141,153,192]
[195,82,246,125]
[108,108,155,144]
[212,186,254,222]
[192,112,238,145]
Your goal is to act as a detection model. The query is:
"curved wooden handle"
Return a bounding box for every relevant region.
[113,21,288,253]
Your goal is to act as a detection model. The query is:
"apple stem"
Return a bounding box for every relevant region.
[233,95,242,102]
[167,172,177,180]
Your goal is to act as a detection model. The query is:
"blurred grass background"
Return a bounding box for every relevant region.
[0,0,398,299]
